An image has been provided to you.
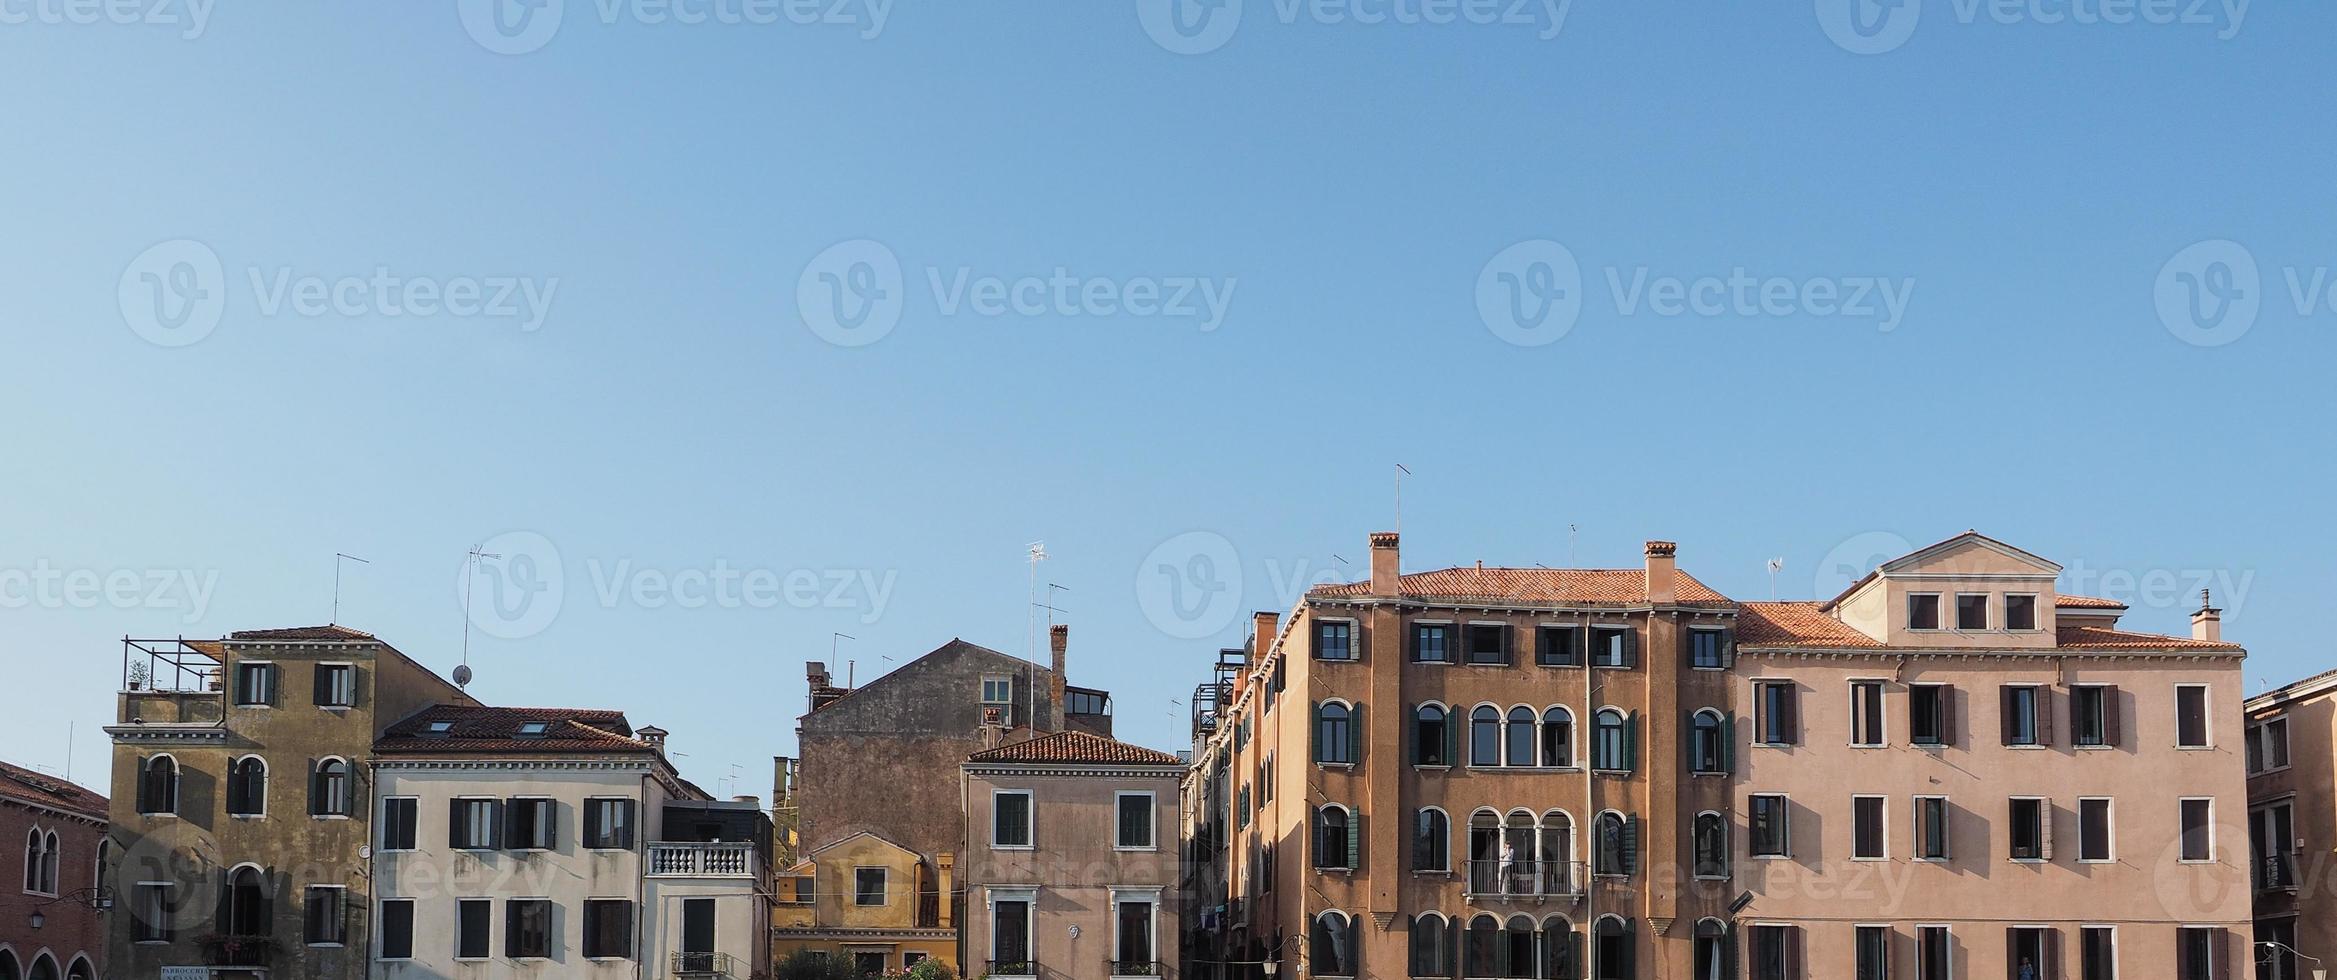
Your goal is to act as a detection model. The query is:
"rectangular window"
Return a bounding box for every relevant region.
[313,663,355,707]
[2177,685,2210,747]
[2177,928,2217,980]
[2180,799,2213,861]
[2079,798,2113,862]
[506,899,552,959]
[1114,898,1156,973]
[233,662,277,706]
[1117,792,1155,849]
[2006,594,2039,631]
[506,797,556,850]
[1537,626,1581,667]
[1918,927,1951,980]
[1914,796,1950,860]
[1689,628,1726,669]
[2081,926,2116,980]
[993,897,1033,973]
[1591,626,1632,667]
[1909,684,1951,746]
[582,900,633,959]
[2249,717,2291,773]
[134,883,174,942]
[1412,623,1450,663]
[1856,926,1890,980]
[381,797,418,851]
[1316,620,1354,661]
[994,791,1033,848]
[2009,798,2048,861]
[854,867,887,906]
[1749,924,1800,980]
[981,675,1013,705]
[452,798,498,850]
[2002,685,2041,746]
[2009,929,2051,980]
[380,899,415,959]
[585,798,636,850]
[1955,593,1989,630]
[1463,623,1507,665]
[1755,681,1799,745]
[1851,681,1886,747]
[1908,593,1942,630]
[2072,685,2114,747]
[1750,794,1791,857]
[1853,796,1886,859]
[304,886,347,946]
[456,899,492,959]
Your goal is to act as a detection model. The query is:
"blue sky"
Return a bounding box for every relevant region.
[2,0,2329,794]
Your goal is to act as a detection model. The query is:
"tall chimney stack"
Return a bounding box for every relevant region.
[1645,541,1678,604]
[1370,532,1401,595]
[1048,624,1069,726]
[2192,590,2223,643]
[1253,611,1281,662]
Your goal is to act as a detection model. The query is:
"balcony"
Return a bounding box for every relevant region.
[649,842,757,878]
[1463,860,1583,901]
[1110,960,1164,977]
[988,960,1039,978]
[674,951,742,977]
[2257,851,2300,892]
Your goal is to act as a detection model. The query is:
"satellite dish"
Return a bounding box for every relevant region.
[453,664,474,688]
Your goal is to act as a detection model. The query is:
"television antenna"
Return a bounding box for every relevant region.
[1022,541,1048,660]
[1766,558,1784,601]
[456,544,500,690]
[1394,463,1411,535]
[332,553,370,624]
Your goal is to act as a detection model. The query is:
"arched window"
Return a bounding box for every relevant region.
[1591,710,1629,772]
[23,828,44,892]
[1593,916,1634,980]
[1467,810,1502,895]
[225,865,270,936]
[228,756,268,816]
[25,955,55,980]
[1505,707,1537,767]
[1693,918,1731,980]
[1595,812,1633,878]
[1541,918,1577,980]
[1538,811,1576,895]
[1693,812,1729,879]
[1689,710,1726,774]
[1540,707,1573,768]
[1501,811,1539,895]
[1465,914,1501,979]
[1504,916,1538,979]
[1312,911,1355,978]
[0,949,20,980]
[1411,913,1453,979]
[39,831,59,894]
[1413,808,1450,872]
[1315,805,1353,870]
[64,958,92,980]
[1317,702,1354,765]
[1415,704,1450,767]
[93,837,112,893]
[1470,706,1501,766]
[138,756,178,815]
[310,758,350,816]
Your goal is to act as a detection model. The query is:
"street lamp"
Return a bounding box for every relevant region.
[2260,940,2326,980]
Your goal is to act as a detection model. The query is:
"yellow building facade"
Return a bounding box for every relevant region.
[773,830,959,974]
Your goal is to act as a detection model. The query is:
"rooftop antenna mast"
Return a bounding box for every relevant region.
[332,552,370,625]
[1023,541,1048,661]
[457,544,500,691]
[1394,463,1411,535]
[1766,558,1785,601]
[1569,525,1579,567]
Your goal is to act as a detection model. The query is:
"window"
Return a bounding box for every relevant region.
[2180,798,2213,861]
[1689,710,1728,774]
[1749,924,1802,980]
[2009,798,2049,861]
[1591,709,1631,772]
[1692,812,1728,878]
[1414,705,1450,766]
[1113,897,1156,975]
[1856,926,1890,980]
[2081,925,2115,980]
[1750,795,1790,857]
[1315,805,1353,870]
[1117,792,1155,849]
[452,798,499,850]
[1463,623,1508,665]
[2177,927,2221,980]
[133,883,174,942]
[1594,812,1634,877]
[2248,717,2291,773]
[2006,594,2039,630]
[223,866,269,935]
[1955,593,1989,630]
[233,662,277,706]
[1541,707,1573,768]
[2079,798,2113,862]
[1312,911,1355,978]
[1412,808,1448,872]
[1412,623,1451,663]
[1694,920,1731,980]
[456,899,492,959]
[981,675,1013,706]
[1918,926,1951,980]
[1067,689,1110,715]
[585,798,636,850]
[506,899,552,959]
[1504,706,1536,766]
[1470,706,1501,767]
[2252,801,2297,891]
[227,757,267,817]
[1689,628,1728,669]
[1590,626,1632,668]
[2008,928,2051,980]
[380,899,415,959]
[1754,681,1798,746]
[313,664,356,707]
[2177,685,2210,747]
[1593,917,1633,980]
[857,952,890,976]
[991,896,1033,974]
[1850,681,1885,747]
[855,867,888,905]
[1466,914,1499,978]
[1316,701,1356,765]
[1853,796,1886,859]
[1316,620,1355,661]
[310,759,351,817]
[993,791,1033,848]
[137,756,178,815]
[1909,684,1953,746]
[2000,686,2043,747]
[506,797,556,849]
[1908,593,1942,630]
[2072,685,2118,747]
[1537,625,1581,667]
[1914,797,1950,861]
[21,829,58,895]
[1411,914,1452,978]
[304,886,347,946]
[380,798,417,851]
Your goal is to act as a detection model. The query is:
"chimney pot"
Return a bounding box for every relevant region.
[1369,532,1401,595]
[1644,540,1678,604]
[2191,591,2224,643]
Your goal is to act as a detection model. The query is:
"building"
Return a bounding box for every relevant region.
[1182,530,2254,980]
[771,832,959,972]
[0,759,108,980]
[2244,667,2337,978]
[104,627,478,980]
[372,704,772,980]
[961,730,1184,980]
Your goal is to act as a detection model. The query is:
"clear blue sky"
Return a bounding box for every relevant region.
[3,1,2330,795]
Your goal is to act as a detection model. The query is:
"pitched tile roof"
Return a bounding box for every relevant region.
[377,705,656,754]
[2055,595,2129,610]
[966,730,1182,766]
[0,758,107,820]
[1309,567,1731,606]
[2055,625,2242,651]
[228,625,379,641]
[1735,602,1883,648]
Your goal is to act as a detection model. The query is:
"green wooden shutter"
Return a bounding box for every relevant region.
[1622,816,1640,876]
[1445,712,1460,766]
[1406,704,1419,766]
[1310,701,1322,762]
[1623,627,1639,668]
[1349,702,1365,765]
[1346,812,1361,870]
[1721,626,1737,668]
[1624,711,1639,772]
[1721,714,1737,775]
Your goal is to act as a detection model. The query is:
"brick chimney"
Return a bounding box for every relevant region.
[2192,590,2223,643]
[637,725,668,750]
[1253,611,1281,661]
[1049,624,1069,726]
[1645,540,1678,604]
[1370,531,1401,595]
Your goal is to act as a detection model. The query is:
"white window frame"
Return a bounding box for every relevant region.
[304,883,349,948]
[1952,592,1991,631]
[1314,617,1360,662]
[506,796,555,849]
[454,897,494,960]
[981,674,1014,705]
[311,756,354,819]
[2179,797,2216,863]
[2249,716,2293,774]
[227,755,269,819]
[2080,924,2118,980]
[2004,592,2042,631]
[1848,678,1888,748]
[986,886,1039,979]
[2176,683,2213,749]
[2070,684,2114,749]
[2178,926,2218,980]
[991,789,1035,850]
[1912,795,1951,862]
[1851,794,1888,861]
[1748,793,1791,859]
[453,796,499,851]
[378,897,417,961]
[1907,592,1945,631]
[1410,619,1454,664]
[1108,886,1164,976]
[2008,796,2049,863]
[852,866,889,906]
[315,662,357,708]
[1114,791,1158,851]
[507,896,555,961]
[2077,797,2116,863]
[1916,924,1954,980]
[133,881,175,944]
[233,661,277,707]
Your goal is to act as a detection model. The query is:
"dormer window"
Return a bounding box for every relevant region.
[516,722,550,738]
[1955,594,1989,631]
[1907,594,1942,631]
[2005,594,2038,631]
[426,721,455,737]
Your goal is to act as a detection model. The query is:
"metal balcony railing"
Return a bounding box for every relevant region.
[649,842,756,877]
[2258,851,2301,892]
[1110,960,1164,977]
[674,951,741,977]
[1463,859,1584,899]
[988,959,1039,977]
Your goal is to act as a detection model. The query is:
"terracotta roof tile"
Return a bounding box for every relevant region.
[967,730,1181,766]
[1736,602,1883,648]
[2055,595,2129,610]
[2055,625,2242,651]
[0,758,106,819]
[1309,568,1731,606]
[228,625,379,641]
[377,705,655,754]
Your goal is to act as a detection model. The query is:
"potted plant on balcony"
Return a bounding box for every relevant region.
[126,662,148,691]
